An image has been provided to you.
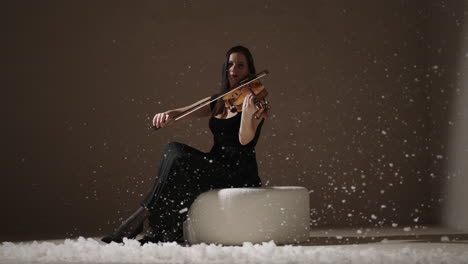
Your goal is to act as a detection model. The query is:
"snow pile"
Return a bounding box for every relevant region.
[1,237,467,264]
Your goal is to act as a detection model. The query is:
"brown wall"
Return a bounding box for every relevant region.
[2,0,465,241]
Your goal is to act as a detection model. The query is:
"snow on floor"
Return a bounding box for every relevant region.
[1,228,467,264]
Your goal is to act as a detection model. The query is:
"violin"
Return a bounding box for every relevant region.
[222,72,270,119]
[152,70,270,130]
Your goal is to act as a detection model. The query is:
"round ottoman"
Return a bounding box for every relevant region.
[183,186,310,245]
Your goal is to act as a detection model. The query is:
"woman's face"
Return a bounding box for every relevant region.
[227,52,249,88]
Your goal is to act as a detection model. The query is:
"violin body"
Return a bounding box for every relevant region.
[222,79,270,119]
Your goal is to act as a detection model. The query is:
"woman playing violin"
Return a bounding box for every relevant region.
[102,45,267,244]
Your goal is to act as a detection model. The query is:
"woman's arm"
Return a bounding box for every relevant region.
[153,96,211,128]
[239,93,264,145]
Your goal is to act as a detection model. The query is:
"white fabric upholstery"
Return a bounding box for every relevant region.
[183,186,310,245]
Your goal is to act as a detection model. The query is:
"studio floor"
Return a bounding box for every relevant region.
[1,226,467,264]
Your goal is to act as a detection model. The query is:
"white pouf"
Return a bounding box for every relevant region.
[183,186,310,245]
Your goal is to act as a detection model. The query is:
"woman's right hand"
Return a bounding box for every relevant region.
[152,112,171,128]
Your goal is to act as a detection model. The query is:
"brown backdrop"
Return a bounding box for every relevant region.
[2,0,466,241]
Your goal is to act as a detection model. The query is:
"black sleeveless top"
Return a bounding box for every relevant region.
[208,97,264,151]
[207,96,264,187]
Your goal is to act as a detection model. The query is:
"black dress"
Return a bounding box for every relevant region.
[140,97,265,242]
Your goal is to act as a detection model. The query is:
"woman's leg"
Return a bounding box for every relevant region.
[140,142,233,243]
[102,142,224,244]
[101,206,150,243]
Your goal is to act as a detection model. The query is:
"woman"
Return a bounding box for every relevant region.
[102,45,266,244]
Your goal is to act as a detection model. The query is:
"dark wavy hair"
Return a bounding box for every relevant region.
[211,45,257,117]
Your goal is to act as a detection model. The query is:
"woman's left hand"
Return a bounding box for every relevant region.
[242,92,257,117]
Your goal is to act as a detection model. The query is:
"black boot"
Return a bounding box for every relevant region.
[138,234,161,245]
[137,225,162,245]
[102,206,150,244]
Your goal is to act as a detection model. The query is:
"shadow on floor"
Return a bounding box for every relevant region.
[298,233,468,246]
[175,234,468,247]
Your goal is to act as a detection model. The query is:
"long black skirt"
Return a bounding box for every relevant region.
[141,142,261,242]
